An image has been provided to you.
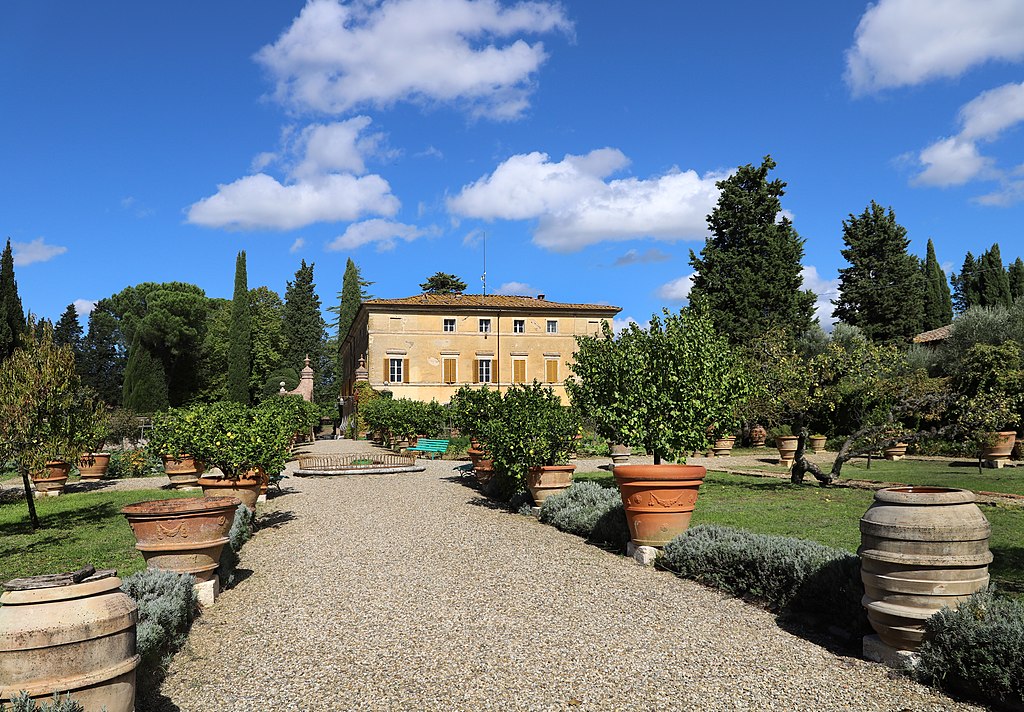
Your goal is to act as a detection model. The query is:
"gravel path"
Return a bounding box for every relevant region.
[156,439,982,711]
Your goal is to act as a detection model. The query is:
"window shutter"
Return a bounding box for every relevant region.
[383,357,389,382]
[403,359,410,383]
[472,359,479,383]
[513,359,525,383]
[546,359,558,383]
[443,359,455,384]
[492,358,498,384]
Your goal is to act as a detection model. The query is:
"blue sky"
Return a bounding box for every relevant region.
[3,0,1024,332]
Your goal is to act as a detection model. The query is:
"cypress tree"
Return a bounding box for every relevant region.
[332,258,373,360]
[249,286,285,400]
[920,239,953,330]
[227,251,251,404]
[80,305,125,405]
[977,243,1013,308]
[833,201,925,342]
[0,239,26,360]
[1009,257,1024,301]
[951,252,980,313]
[54,303,84,369]
[688,155,816,343]
[122,332,169,412]
[282,260,326,376]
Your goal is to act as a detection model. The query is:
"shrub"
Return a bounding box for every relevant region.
[106,448,163,479]
[121,569,198,675]
[8,692,84,712]
[661,524,867,636]
[218,504,255,587]
[915,589,1024,708]
[538,481,630,548]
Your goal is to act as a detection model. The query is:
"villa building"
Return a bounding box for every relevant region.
[337,293,621,406]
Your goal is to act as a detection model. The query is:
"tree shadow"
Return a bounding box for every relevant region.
[64,480,119,493]
[0,501,124,536]
[138,688,182,712]
[256,509,297,530]
[990,544,1024,595]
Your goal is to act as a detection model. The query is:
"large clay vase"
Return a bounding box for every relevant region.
[473,457,495,485]
[610,444,631,466]
[467,448,484,468]
[526,465,575,505]
[807,436,826,454]
[31,461,71,496]
[78,453,111,481]
[162,454,203,489]
[712,436,736,457]
[0,569,139,712]
[883,442,908,461]
[122,496,240,582]
[749,425,767,448]
[980,431,1017,467]
[859,487,991,651]
[198,473,261,510]
[775,436,799,467]
[613,464,706,547]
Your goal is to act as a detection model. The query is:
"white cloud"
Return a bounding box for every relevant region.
[448,148,724,252]
[73,299,97,318]
[613,247,671,266]
[292,117,380,179]
[914,137,993,187]
[493,281,535,295]
[611,315,648,334]
[845,0,1024,95]
[959,81,1024,140]
[289,237,306,253]
[657,273,694,302]
[255,0,572,120]
[187,173,398,230]
[326,219,427,251]
[12,238,67,266]
[801,265,839,329]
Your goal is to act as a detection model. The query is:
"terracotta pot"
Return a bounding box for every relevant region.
[981,431,1017,466]
[467,448,484,467]
[775,436,798,467]
[712,436,736,457]
[162,454,203,489]
[31,461,71,495]
[807,436,826,454]
[749,425,767,448]
[473,458,495,485]
[613,464,707,547]
[526,465,575,505]
[859,487,991,650]
[883,442,908,461]
[257,466,268,496]
[122,496,239,582]
[610,444,631,466]
[198,474,261,510]
[0,569,139,711]
[78,453,111,481]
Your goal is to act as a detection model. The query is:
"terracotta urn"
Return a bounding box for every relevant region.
[467,448,484,468]
[883,442,908,461]
[78,453,111,481]
[198,473,261,510]
[775,436,799,467]
[749,425,767,448]
[162,454,203,489]
[473,457,495,485]
[610,443,631,466]
[122,497,239,582]
[31,461,71,496]
[526,465,575,505]
[807,436,827,454]
[613,464,706,547]
[981,431,1017,467]
[711,436,736,457]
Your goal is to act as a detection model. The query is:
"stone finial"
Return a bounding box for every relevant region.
[354,354,369,381]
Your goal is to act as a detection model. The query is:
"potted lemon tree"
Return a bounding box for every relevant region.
[567,306,746,547]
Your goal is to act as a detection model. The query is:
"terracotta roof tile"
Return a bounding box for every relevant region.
[912,324,953,343]
[365,293,620,312]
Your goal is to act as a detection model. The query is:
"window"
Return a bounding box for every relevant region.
[443,318,456,333]
[513,319,525,334]
[479,318,491,333]
[477,358,492,383]
[512,358,527,384]
[389,358,404,383]
[546,319,558,333]
[442,357,457,384]
[545,359,558,383]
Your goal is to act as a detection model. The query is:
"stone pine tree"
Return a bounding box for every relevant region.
[1010,257,1024,301]
[80,305,125,405]
[689,155,815,344]
[122,331,169,412]
[833,201,925,342]
[920,239,953,331]
[977,243,1013,308]
[0,238,26,361]
[951,252,980,312]
[419,272,467,294]
[282,259,326,383]
[227,251,251,404]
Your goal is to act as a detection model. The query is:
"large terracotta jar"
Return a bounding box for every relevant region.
[981,431,1017,467]
[473,457,495,485]
[467,448,484,468]
[162,454,203,489]
[613,464,706,547]
[526,465,575,505]
[198,473,261,510]
[712,436,736,457]
[31,461,71,496]
[78,453,111,481]
[807,435,827,454]
[0,569,139,712]
[122,496,240,582]
[749,425,767,448]
[610,444,631,466]
[775,436,799,467]
[883,442,908,461]
[859,487,991,650]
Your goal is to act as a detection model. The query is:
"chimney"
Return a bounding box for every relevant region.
[537,294,545,301]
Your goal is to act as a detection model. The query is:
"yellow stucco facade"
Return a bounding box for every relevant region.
[338,294,621,405]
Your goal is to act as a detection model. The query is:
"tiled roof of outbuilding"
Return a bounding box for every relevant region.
[912,324,953,343]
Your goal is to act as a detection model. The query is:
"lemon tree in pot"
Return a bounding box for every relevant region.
[449,385,502,476]
[567,306,746,547]
[188,402,274,510]
[148,407,207,488]
[481,383,580,505]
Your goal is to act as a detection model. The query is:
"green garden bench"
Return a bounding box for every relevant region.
[268,472,287,492]
[408,439,450,459]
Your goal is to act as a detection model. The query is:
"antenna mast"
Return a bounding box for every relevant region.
[481,231,487,295]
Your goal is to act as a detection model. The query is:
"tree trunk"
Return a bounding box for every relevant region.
[790,424,832,487]
[20,462,39,530]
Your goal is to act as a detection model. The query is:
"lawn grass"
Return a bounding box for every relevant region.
[576,470,1024,594]
[0,488,197,583]
[836,457,1024,496]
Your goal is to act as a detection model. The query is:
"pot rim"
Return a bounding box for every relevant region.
[613,464,706,482]
[873,486,975,505]
[122,495,241,517]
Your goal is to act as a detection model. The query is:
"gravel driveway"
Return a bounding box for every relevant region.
[156,439,982,711]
